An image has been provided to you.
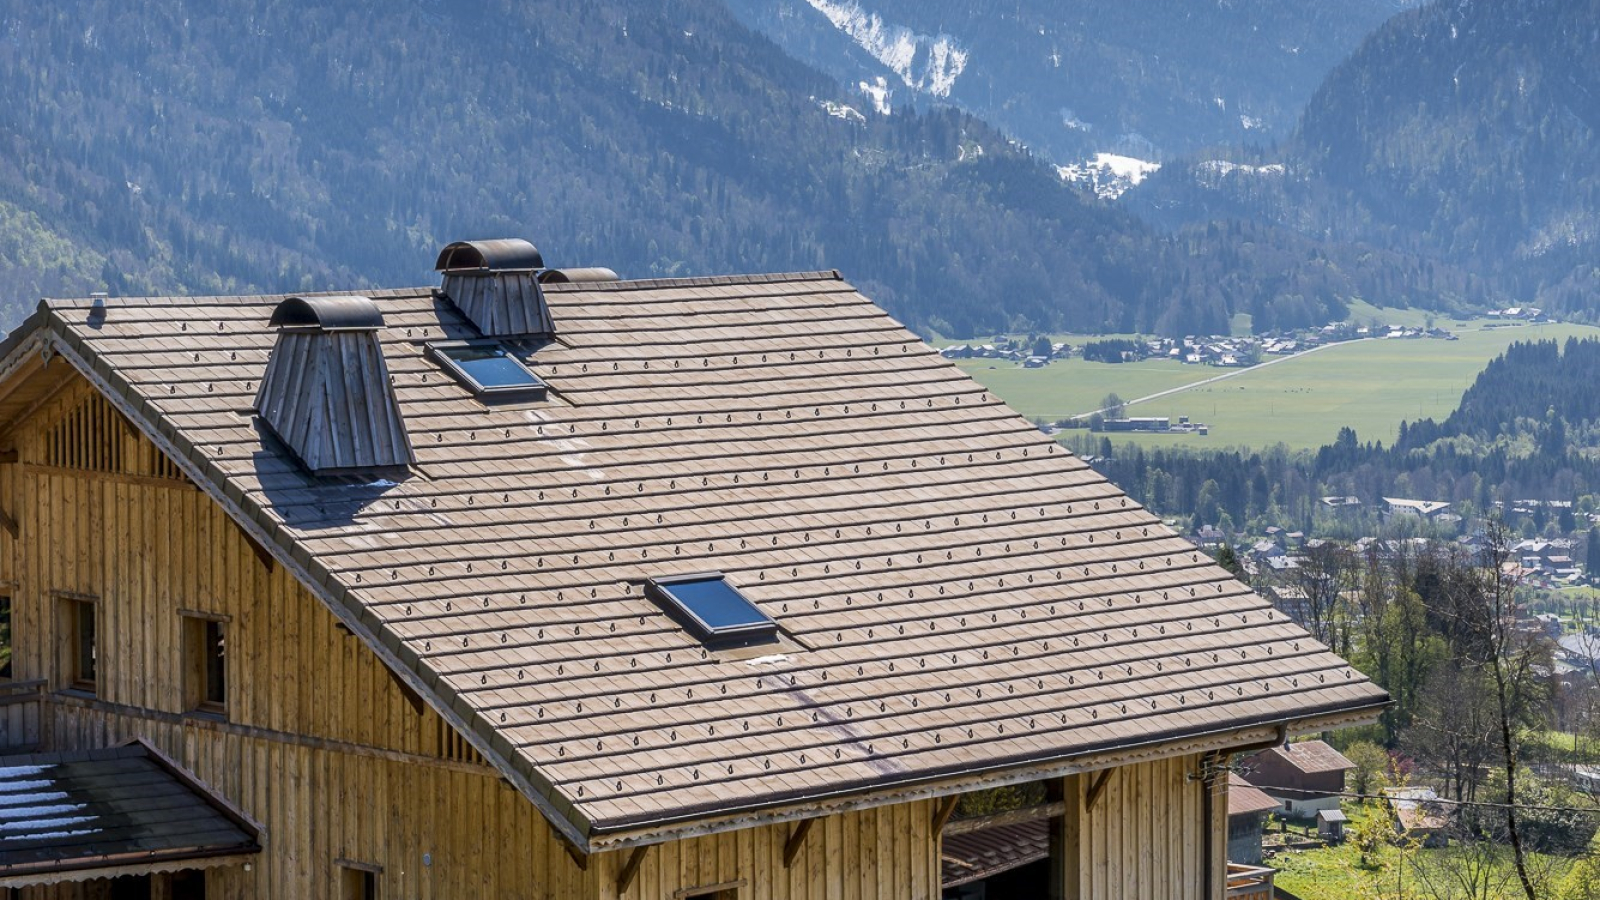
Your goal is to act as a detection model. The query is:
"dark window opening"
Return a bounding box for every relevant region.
[108,874,151,900]
[428,342,547,401]
[0,593,11,679]
[336,858,376,890]
[646,574,777,648]
[67,599,96,692]
[185,616,227,714]
[170,870,207,900]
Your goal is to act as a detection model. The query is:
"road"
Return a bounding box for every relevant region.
[1071,338,1370,419]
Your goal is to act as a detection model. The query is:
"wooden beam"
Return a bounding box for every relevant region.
[931,795,961,836]
[384,665,427,717]
[0,450,17,464]
[615,845,648,895]
[229,517,275,572]
[0,504,16,540]
[1085,768,1116,813]
[943,800,1070,836]
[782,817,816,868]
[562,840,589,871]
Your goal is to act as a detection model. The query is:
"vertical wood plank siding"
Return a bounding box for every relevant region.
[4,374,1216,899]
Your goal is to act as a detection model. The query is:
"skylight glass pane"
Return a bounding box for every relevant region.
[648,575,777,645]
[441,345,541,389]
[429,342,547,400]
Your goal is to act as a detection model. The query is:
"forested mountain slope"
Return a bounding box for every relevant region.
[1132,0,1600,321]
[0,0,1491,336]
[723,0,1418,163]
[0,0,1156,335]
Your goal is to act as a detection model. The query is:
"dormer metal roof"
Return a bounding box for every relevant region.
[267,295,386,331]
[435,238,545,273]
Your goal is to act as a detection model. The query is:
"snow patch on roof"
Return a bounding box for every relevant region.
[805,0,969,98]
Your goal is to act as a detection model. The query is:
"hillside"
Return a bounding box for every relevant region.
[0,0,1168,337]
[723,0,1418,163]
[0,0,1499,338]
[1131,0,1600,321]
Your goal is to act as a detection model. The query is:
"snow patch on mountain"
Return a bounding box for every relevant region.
[817,99,866,123]
[804,0,969,98]
[1197,160,1285,177]
[859,76,893,115]
[1057,153,1161,200]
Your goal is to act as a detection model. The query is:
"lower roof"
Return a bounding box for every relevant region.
[0,742,261,882]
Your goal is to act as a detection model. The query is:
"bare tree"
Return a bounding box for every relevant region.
[1431,522,1553,900]
[1290,541,1359,655]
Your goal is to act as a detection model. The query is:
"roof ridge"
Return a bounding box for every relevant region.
[540,270,845,292]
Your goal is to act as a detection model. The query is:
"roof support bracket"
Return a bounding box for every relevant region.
[616,845,649,895]
[563,840,589,872]
[1085,768,1116,813]
[782,818,816,868]
[931,795,960,836]
[0,503,16,540]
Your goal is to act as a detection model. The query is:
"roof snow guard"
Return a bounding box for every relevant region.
[254,295,414,476]
[435,238,555,338]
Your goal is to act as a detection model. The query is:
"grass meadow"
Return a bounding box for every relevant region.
[953,320,1600,453]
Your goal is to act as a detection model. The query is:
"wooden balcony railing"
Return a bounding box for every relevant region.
[1226,862,1276,900]
[0,679,46,751]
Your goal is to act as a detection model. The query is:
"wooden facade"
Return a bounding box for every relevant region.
[0,371,1237,899]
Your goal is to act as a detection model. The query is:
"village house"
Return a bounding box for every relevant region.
[1237,740,1355,820]
[1225,775,1280,866]
[1380,498,1452,522]
[0,241,1386,899]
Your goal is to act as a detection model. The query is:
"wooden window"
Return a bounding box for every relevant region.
[182,614,227,715]
[60,597,97,693]
[339,863,380,900]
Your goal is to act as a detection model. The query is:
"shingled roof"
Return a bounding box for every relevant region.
[6,269,1389,850]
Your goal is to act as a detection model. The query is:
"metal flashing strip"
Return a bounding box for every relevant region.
[40,322,598,852]
[585,701,1388,851]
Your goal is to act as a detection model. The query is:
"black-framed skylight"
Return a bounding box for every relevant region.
[646,573,778,647]
[427,341,547,401]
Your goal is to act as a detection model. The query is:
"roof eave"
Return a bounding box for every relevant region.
[585,698,1390,851]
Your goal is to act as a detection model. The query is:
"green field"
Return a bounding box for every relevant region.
[958,321,1600,452]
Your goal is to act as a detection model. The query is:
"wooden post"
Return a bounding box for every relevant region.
[782,817,816,868]
[1054,774,1083,900]
[615,845,648,895]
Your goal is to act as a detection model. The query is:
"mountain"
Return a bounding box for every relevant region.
[0,0,1181,338]
[0,0,1495,338]
[1131,0,1600,321]
[722,0,1419,164]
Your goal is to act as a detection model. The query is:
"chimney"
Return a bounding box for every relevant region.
[254,296,414,475]
[435,239,554,338]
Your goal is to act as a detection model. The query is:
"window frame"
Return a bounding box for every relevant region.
[337,860,381,900]
[425,340,547,401]
[181,611,229,717]
[58,595,98,694]
[645,573,777,647]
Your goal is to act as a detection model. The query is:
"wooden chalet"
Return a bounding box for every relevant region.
[1237,740,1355,820]
[0,241,1388,898]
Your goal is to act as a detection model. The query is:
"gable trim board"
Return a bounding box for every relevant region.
[0,271,1389,854]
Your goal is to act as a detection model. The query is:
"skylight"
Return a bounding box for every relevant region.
[428,342,547,401]
[646,574,777,647]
